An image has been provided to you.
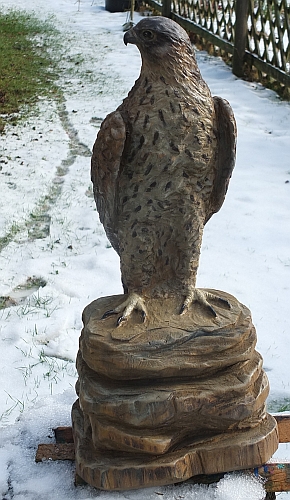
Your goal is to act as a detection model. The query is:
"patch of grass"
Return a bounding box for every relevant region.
[267,397,290,412]
[0,9,60,132]
[0,220,21,251]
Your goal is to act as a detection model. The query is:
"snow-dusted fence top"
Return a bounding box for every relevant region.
[147,0,290,88]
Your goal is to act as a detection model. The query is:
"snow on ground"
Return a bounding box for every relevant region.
[0,0,289,498]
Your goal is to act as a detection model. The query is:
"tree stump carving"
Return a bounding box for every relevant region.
[72,291,278,490]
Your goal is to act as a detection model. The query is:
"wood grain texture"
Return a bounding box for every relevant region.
[54,426,74,444]
[51,412,290,446]
[271,414,290,443]
[71,293,279,490]
[80,291,257,380]
[37,415,290,492]
[256,462,290,492]
[35,443,75,462]
[34,440,290,493]
[91,17,236,321]
[72,399,277,490]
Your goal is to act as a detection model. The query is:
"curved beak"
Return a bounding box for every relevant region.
[123,28,137,46]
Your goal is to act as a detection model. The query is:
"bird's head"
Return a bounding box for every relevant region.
[124,17,196,68]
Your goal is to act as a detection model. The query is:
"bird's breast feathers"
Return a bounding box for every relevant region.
[118,78,217,197]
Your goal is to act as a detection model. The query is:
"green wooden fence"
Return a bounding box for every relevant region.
[146,0,290,89]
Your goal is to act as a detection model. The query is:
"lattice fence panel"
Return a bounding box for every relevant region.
[247,0,290,74]
[171,0,235,45]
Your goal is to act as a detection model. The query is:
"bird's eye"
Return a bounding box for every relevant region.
[142,30,154,40]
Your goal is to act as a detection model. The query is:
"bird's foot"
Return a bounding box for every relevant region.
[101,292,147,327]
[179,288,231,318]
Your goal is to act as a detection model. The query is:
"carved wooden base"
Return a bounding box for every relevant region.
[72,400,277,490]
[72,291,279,490]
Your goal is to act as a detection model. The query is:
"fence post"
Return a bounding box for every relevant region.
[232,0,249,77]
[162,0,171,18]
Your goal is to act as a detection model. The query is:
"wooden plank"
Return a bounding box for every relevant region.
[53,426,74,444]
[162,0,171,18]
[145,0,162,12]
[53,414,290,446]
[34,442,290,492]
[186,462,290,493]
[271,414,290,443]
[35,443,75,462]
[253,462,290,493]
[244,51,290,87]
[36,416,290,492]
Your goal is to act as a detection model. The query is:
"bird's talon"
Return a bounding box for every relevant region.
[179,303,187,315]
[101,309,117,320]
[117,315,127,327]
[217,297,231,309]
[207,305,217,317]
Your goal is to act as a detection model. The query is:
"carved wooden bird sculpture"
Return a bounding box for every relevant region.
[91,17,236,326]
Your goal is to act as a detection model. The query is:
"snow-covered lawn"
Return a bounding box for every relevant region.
[0,0,289,498]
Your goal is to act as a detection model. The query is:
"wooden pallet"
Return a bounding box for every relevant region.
[35,414,290,498]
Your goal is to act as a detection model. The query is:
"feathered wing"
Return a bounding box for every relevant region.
[205,96,237,224]
[91,110,127,254]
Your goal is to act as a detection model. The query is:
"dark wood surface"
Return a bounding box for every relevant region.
[36,414,290,493]
[35,443,75,462]
[51,413,290,445]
